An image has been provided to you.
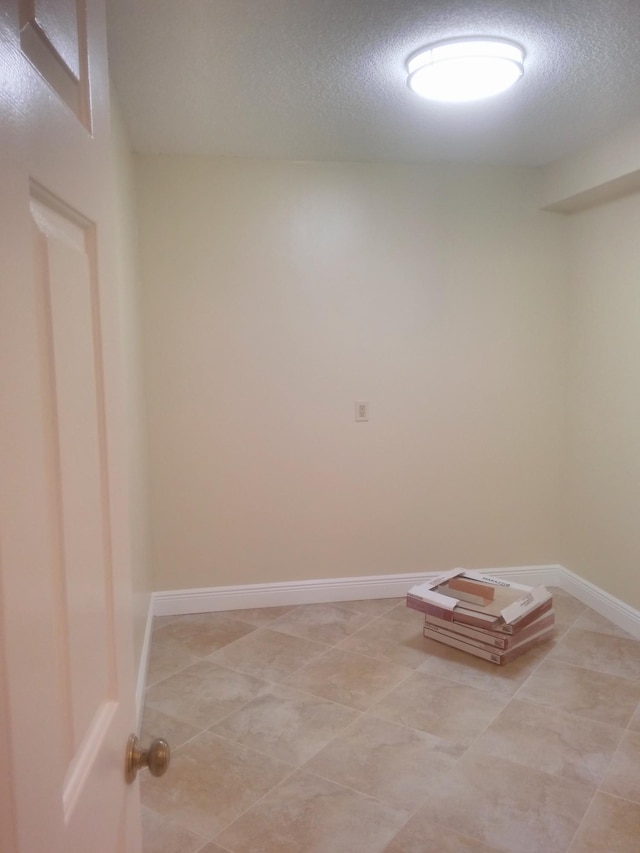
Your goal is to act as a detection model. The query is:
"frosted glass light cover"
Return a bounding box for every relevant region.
[407,38,525,102]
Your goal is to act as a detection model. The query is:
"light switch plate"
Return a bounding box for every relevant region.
[355,400,369,422]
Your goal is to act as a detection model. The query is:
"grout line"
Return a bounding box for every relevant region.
[199,724,301,770]
[144,655,200,689]
[593,789,640,807]
[563,785,599,852]
[141,591,639,852]
[206,762,302,843]
[139,804,209,853]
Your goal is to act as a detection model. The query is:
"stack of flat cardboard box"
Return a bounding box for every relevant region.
[407,569,554,665]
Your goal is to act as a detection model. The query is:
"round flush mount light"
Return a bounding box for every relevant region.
[407,37,525,102]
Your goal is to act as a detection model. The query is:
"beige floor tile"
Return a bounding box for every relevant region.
[207,627,327,682]
[141,705,202,750]
[303,714,465,810]
[140,592,640,852]
[284,647,411,710]
[382,601,428,626]
[416,633,553,698]
[568,792,640,852]
[145,660,267,729]
[153,613,257,658]
[340,597,404,616]
[269,602,374,645]
[146,631,202,686]
[337,617,433,669]
[516,658,640,727]
[549,628,640,681]
[415,751,593,853]
[600,730,640,802]
[214,770,410,853]
[153,615,186,632]
[140,731,292,840]
[471,698,623,787]
[573,608,638,639]
[370,672,508,745]
[383,813,504,853]
[222,605,296,627]
[210,683,358,765]
[141,806,208,853]
[549,588,588,629]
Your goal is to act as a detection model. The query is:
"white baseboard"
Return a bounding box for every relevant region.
[558,565,640,640]
[485,564,562,588]
[151,564,563,617]
[135,596,155,729]
[151,571,426,616]
[136,564,640,704]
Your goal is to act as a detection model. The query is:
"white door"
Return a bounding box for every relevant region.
[0,2,142,851]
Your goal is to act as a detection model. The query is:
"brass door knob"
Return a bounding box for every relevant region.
[125,734,170,784]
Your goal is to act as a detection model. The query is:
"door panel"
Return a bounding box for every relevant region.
[29,0,80,77]
[19,0,90,126]
[31,190,115,799]
[0,2,141,851]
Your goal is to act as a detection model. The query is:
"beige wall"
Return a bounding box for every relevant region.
[110,92,152,666]
[541,117,640,212]
[136,156,567,590]
[560,191,640,609]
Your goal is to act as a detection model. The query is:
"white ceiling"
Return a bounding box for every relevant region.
[106,0,640,167]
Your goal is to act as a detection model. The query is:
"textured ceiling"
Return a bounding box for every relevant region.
[106,0,640,167]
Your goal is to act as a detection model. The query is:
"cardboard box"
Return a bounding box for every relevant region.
[407,569,553,633]
[423,609,556,650]
[422,623,555,665]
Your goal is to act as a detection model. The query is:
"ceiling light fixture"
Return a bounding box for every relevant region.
[407,37,525,102]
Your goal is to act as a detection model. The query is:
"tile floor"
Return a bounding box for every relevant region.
[139,589,640,853]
